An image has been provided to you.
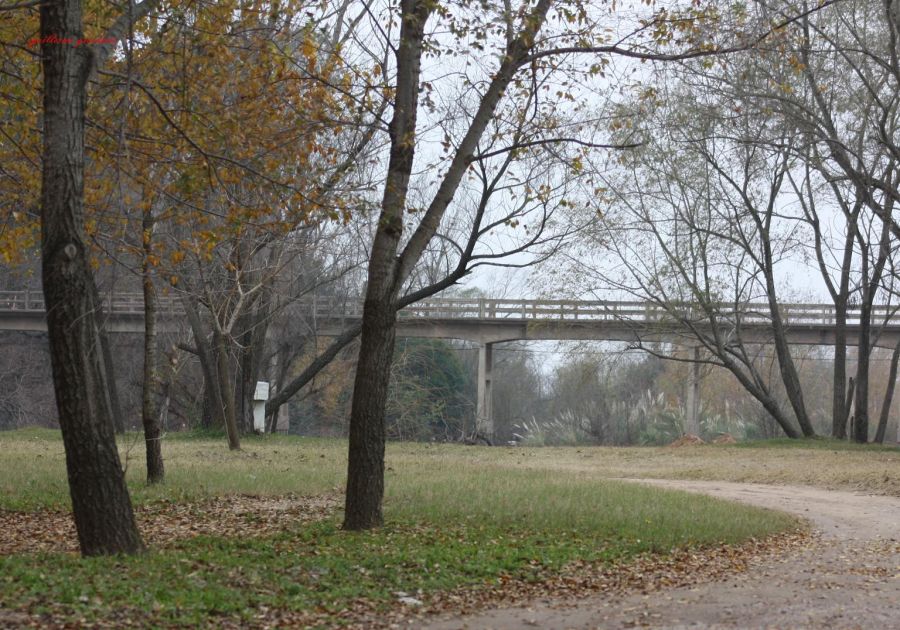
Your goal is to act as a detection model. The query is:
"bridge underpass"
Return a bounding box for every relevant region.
[3,290,899,440]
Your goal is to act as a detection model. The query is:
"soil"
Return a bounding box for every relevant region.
[427,480,900,629]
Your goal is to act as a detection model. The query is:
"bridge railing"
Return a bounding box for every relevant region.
[0,290,182,315]
[0,290,44,311]
[310,297,900,328]
[2,291,899,328]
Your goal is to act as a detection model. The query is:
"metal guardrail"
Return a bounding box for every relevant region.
[2,290,897,328]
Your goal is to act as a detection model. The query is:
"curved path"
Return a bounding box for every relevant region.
[428,480,900,629]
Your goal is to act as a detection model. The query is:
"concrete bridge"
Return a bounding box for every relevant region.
[3,290,899,438]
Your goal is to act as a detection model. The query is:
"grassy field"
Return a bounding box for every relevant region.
[0,429,860,626]
[4,429,897,512]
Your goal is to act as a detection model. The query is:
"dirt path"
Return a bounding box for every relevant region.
[427,480,900,629]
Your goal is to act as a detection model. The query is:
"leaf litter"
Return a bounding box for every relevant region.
[0,493,341,556]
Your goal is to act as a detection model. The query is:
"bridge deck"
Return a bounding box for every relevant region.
[1,291,899,345]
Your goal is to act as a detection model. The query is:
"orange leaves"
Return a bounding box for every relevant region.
[1,0,361,278]
[301,35,318,67]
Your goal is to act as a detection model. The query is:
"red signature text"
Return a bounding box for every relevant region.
[27,35,118,48]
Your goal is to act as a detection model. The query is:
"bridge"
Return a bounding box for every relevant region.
[3,290,899,438]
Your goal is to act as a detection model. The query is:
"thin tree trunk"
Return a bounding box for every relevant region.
[875,342,900,444]
[343,0,557,528]
[183,296,227,430]
[762,270,815,437]
[853,219,890,443]
[855,306,872,443]
[95,305,126,434]
[141,216,164,483]
[214,329,241,450]
[832,306,849,438]
[844,377,855,437]
[39,0,142,556]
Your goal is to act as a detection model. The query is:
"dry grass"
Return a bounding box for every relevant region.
[389,440,900,496]
[2,429,898,513]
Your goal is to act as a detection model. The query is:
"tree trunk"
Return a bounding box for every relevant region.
[236,300,270,433]
[183,296,227,431]
[141,216,164,483]
[844,376,855,437]
[201,384,217,429]
[762,270,815,437]
[832,305,849,438]
[875,341,900,444]
[39,0,142,556]
[214,330,241,450]
[854,305,872,443]
[94,301,126,434]
[343,0,431,530]
[343,296,397,529]
[853,219,890,443]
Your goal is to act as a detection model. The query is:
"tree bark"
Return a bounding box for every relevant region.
[94,302,126,434]
[342,0,432,530]
[141,214,164,483]
[343,296,397,529]
[832,303,849,438]
[39,0,143,556]
[853,218,890,443]
[183,296,227,431]
[760,246,815,437]
[854,303,872,443]
[214,329,241,450]
[875,341,900,443]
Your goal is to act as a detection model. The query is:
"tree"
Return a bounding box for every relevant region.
[340,0,793,528]
[710,0,900,441]
[37,0,158,556]
[569,102,809,438]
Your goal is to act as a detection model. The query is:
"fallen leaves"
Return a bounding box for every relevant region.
[0,496,812,629]
[0,494,340,556]
[668,435,705,447]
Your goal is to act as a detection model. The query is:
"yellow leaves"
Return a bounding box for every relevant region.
[0,0,356,273]
[0,221,38,266]
[301,36,318,66]
[571,157,584,173]
[787,55,806,73]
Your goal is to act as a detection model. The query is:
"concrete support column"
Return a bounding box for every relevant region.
[476,342,494,440]
[685,345,701,436]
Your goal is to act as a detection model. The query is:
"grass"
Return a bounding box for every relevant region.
[732,436,900,451]
[0,429,806,626]
[0,429,347,511]
[397,439,900,496]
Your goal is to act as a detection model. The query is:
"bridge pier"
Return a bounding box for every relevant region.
[476,342,494,441]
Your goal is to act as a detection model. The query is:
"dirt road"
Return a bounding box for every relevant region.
[427,480,900,629]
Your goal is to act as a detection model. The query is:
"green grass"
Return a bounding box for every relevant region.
[0,429,798,626]
[0,429,347,511]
